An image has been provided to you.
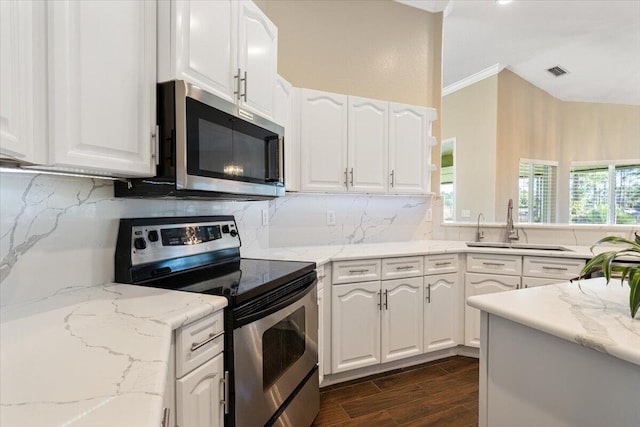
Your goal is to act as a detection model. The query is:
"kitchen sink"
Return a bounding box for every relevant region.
[466,242,573,251]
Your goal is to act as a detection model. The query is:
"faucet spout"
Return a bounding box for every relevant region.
[505,199,519,243]
[476,213,485,242]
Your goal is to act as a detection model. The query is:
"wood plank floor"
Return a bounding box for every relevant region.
[312,356,479,427]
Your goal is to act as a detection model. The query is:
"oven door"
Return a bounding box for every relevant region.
[233,281,318,427]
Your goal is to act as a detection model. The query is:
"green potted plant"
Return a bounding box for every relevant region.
[580,232,640,318]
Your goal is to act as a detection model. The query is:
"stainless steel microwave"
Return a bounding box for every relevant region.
[115,80,285,200]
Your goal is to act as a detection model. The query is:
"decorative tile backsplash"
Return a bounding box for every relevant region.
[0,172,268,307]
[267,192,433,247]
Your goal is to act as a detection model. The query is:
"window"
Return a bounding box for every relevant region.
[518,160,557,223]
[441,138,455,221]
[570,162,640,224]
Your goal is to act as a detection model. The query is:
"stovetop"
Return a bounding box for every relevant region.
[139,257,316,306]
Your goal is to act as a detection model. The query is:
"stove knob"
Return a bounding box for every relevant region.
[148,230,159,242]
[134,237,147,250]
[229,229,238,237]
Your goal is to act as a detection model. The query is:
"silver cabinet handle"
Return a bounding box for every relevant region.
[542,266,568,271]
[482,262,505,267]
[190,330,224,352]
[220,370,230,414]
[377,291,382,310]
[317,275,326,280]
[350,168,354,186]
[390,170,395,187]
[234,68,242,100]
[348,269,368,274]
[435,261,452,266]
[384,289,389,310]
[241,71,248,101]
[426,284,431,303]
[344,168,348,187]
[396,265,413,270]
[161,407,170,427]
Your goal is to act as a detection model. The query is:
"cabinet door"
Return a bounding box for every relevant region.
[464,273,520,347]
[388,103,433,194]
[176,353,224,427]
[300,89,348,192]
[48,0,156,176]
[0,0,47,164]
[424,273,458,353]
[169,0,238,103]
[274,76,300,191]
[332,280,380,373]
[348,96,388,193]
[237,0,277,119]
[381,277,423,363]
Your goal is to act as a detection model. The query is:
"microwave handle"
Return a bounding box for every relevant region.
[265,136,284,183]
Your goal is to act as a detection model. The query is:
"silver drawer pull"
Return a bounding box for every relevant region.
[348,269,368,274]
[191,330,224,352]
[435,262,452,266]
[161,407,170,427]
[396,266,413,270]
[317,275,326,280]
[483,262,505,267]
[542,266,568,271]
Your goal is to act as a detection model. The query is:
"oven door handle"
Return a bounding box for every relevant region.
[234,278,317,327]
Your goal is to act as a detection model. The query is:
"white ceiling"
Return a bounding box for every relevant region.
[401,0,640,105]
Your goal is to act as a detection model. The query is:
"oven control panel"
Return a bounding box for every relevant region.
[128,218,240,266]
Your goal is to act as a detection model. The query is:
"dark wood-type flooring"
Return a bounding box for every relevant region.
[312,356,479,427]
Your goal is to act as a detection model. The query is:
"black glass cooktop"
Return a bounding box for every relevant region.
[138,258,316,306]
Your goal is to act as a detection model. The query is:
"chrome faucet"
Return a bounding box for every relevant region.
[476,213,485,242]
[505,198,519,243]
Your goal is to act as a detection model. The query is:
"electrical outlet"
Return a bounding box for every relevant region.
[425,208,432,222]
[461,209,471,218]
[261,209,269,226]
[326,210,336,226]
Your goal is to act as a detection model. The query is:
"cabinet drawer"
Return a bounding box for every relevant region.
[424,254,459,275]
[176,311,224,377]
[332,259,381,284]
[466,254,522,275]
[381,256,423,279]
[522,256,585,280]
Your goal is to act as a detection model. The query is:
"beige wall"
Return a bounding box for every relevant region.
[261,0,443,191]
[446,69,640,222]
[442,75,498,221]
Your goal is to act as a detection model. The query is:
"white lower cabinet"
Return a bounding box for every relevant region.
[176,353,225,427]
[381,277,424,363]
[332,280,381,373]
[424,273,458,352]
[464,273,520,347]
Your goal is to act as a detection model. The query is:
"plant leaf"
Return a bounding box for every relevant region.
[630,270,640,318]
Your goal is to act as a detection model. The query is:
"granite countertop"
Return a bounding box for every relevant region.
[0,283,227,427]
[467,277,640,366]
[242,239,597,266]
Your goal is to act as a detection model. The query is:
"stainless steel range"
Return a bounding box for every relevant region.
[115,216,319,427]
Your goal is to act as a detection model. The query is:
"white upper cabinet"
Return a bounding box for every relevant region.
[348,96,388,193]
[296,88,437,195]
[300,89,349,192]
[161,0,238,104]
[159,0,278,120]
[388,103,436,194]
[47,0,156,176]
[237,1,278,119]
[0,0,47,164]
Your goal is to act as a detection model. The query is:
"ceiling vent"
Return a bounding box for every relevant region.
[547,65,569,77]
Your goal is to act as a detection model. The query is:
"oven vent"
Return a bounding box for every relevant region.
[547,65,569,77]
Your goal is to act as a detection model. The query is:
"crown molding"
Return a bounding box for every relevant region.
[442,63,505,96]
[394,0,451,14]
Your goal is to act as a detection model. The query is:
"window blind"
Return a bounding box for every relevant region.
[518,161,557,223]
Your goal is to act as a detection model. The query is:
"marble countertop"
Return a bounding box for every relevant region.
[0,283,227,427]
[242,239,596,266]
[467,277,640,366]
